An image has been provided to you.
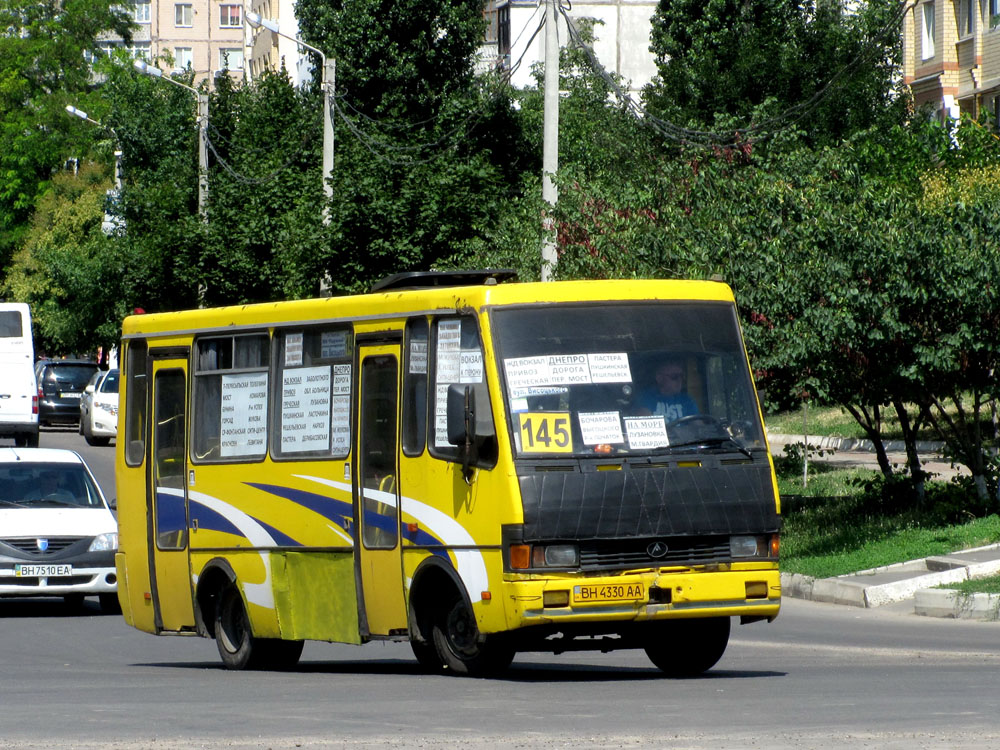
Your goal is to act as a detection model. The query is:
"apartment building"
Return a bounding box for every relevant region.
[903,0,1000,122]
[98,0,247,86]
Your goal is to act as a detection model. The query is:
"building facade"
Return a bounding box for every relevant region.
[97,0,247,86]
[903,0,1000,122]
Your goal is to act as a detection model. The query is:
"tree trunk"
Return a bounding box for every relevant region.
[892,398,925,505]
[844,403,893,478]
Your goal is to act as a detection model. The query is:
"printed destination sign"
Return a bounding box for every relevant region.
[504,352,633,392]
[578,411,624,445]
[331,395,351,454]
[220,372,268,457]
[280,365,331,453]
[436,320,462,384]
[434,383,450,447]
[409,339,428,374]
[332,363,351,395]
[624,416,669,449]
[460,349,483,383]
[321,330,349,359]
[284,332,303,367]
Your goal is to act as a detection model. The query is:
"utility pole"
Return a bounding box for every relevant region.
[322,58,336,225]
[541,0,559,282]
[197,92,209,222]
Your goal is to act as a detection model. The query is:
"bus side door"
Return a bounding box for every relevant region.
[148,355,196,632]
[355,343,407,636]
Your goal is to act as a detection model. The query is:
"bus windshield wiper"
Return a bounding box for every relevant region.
[669,436,754,460]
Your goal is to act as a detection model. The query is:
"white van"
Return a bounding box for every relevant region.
[0,448,119,611]
[0,303,38,447]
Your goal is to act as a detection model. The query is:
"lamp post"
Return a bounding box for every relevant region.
[245,11,335,224]
[65,105,122,191]
[541,0,559,282]
[133,59,209,221]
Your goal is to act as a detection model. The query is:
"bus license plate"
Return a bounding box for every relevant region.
[573,583,644,603]
[15,564,72,577]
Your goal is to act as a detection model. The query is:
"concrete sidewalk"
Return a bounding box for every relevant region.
[781,544,1000,621]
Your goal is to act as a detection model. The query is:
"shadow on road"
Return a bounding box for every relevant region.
[0,597,118,618]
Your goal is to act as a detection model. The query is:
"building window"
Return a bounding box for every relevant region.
[219,4,242,27]
[991,0,1000,28]
[963,0,975,35]
[175,3,193,27]
[921,3,935,59]
[219,48,244,70]
[174,47,193,70]
[134,1,150,23]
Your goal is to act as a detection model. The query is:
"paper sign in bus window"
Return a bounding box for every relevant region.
[409,339,428,374]
[624,416,669,449]
[284,332,303,367]
[321,330,349,359]
[460,349,483,383]
[578,411,624,445]
[517,412,572,453]
[281,365,331,453]
[587,353,632,383]
[220,372,268,457]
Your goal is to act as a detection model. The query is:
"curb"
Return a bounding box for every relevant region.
[781,542,1000,614]
[914,589,1000,621]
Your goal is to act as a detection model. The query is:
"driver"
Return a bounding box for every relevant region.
[24,471,75,503]
[636,358,699,421]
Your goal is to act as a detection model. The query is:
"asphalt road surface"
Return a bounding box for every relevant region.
[2,428,999,749]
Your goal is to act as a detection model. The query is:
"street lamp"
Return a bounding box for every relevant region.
[133,58,209,221]
[65,105,122,191]
[245,11,335,224]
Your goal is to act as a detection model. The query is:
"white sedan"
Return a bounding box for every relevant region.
[79,368,119,447]
[0,447,119,612]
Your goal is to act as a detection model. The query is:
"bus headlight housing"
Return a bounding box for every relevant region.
[510,543,579,569]
[730,534,779,559]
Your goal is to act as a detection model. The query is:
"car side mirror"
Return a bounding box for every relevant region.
[85,385,95,394]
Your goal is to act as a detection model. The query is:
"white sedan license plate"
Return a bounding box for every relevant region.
[15,564,72,577]
[573,583,644,603]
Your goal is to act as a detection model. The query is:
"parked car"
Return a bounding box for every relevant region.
[0,447,119,612]
[79,368,119,446]
[34,359,98,427]
[0,302,38,447]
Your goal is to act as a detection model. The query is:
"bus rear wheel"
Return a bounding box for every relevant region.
[644,616,731,677]
[215,585,303,670]
[431,596,514,677]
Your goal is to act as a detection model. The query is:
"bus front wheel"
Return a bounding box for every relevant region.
[215,585,303,670]
[431,596,514,677]
[644,616,731,677]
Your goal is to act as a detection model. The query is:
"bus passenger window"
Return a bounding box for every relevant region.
[125,340,148,466]
[272,326,353,459]
[192,333,269,462]
[401,318,428,456]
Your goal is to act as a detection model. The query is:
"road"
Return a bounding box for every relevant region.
[2,429,1000,748]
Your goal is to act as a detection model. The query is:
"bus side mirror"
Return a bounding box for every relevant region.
[447,384,476,482]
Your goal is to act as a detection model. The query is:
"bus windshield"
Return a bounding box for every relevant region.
[492,302,766,458]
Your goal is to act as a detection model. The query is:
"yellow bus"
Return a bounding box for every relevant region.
[114,271,780,676]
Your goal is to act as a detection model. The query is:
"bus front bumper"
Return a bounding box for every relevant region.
[504,567,781,626]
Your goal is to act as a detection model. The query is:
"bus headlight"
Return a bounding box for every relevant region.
[532,544,579,568]
[89,532,119,552]
[730,534,779,559]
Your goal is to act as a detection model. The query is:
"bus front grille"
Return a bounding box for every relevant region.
[578,537,731,571]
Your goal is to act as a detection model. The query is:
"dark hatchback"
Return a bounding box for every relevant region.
[34,360,99,426]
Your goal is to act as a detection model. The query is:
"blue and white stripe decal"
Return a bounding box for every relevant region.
[296,475,490,603]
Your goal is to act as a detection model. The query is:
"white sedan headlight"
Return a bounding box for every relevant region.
[89,532,119,552]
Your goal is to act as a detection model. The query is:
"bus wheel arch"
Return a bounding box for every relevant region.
[409,557,513,677]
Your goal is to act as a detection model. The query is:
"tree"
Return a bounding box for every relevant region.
[0,0,132,272]
[643,0,904,147]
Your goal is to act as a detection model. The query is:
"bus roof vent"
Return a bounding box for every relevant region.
[370,269,518,293]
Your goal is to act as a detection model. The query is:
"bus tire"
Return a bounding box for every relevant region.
[410,637,443,671]
[644,616,730,677]
[215,585,303,670]
[431,595,514,677]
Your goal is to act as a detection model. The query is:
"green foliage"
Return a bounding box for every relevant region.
[644,0,904,147]
[0,0,131,267]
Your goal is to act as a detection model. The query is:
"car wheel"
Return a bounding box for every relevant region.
[26,432,39,448]
[99,592,122,614]
[644,617,731,677]
[431,594,514,677]
[13,434,26,447]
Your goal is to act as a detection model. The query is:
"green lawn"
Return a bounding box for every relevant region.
[776,464,1000,579]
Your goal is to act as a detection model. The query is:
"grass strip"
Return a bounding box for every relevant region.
[939,574,1000,595]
